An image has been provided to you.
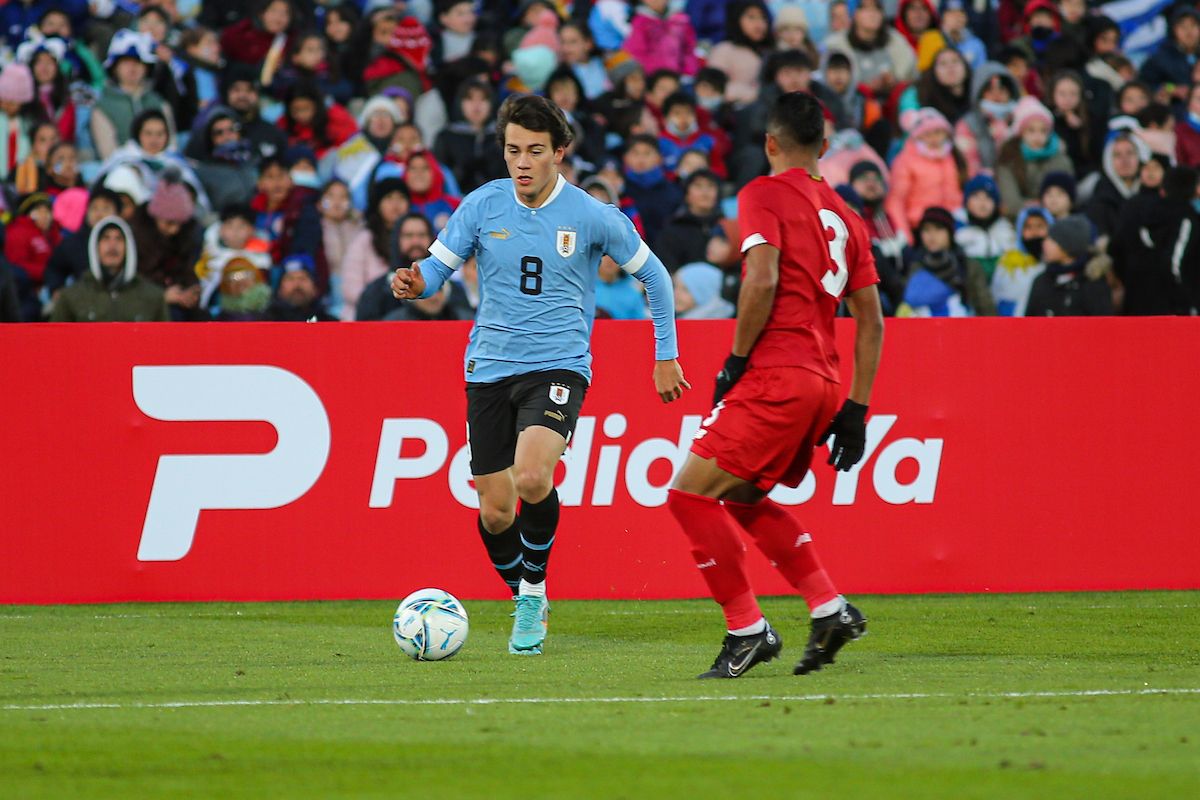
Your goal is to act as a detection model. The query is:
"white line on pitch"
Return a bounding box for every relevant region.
[4,687,1199,712]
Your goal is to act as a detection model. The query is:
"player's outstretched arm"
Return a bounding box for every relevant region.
[390,264,427,300]
[819,284,884,471]
[631,250,689,403]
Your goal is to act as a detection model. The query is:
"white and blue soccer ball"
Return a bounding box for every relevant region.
[393,588,469,661]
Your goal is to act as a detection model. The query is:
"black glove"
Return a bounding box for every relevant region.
[712,354,748,405]
[819,400,868,471]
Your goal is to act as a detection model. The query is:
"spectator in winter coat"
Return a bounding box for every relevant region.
[265,254,338,322]
[653,170,735,273]
[4,193,62,316]
[193,204,273,310]
[221,66,288,161]
[277,79,358,160]
[707,1,775,105]
[821,50,887,155]
[544,67,609,170]
[130,178,203,320]
[344,4,432,99]
[1179,83,1200,168]
[1138,7,1200,107]
[1111,166,1200,316]
[0,62,38,185]
[899,206,996,317]
[621,134,683,245]
[916,0,987,72]
[898,46,973,132]
[992,206,1051,317]
[1039,171,1076,220]
[404,151,460,234]
[955,174,1016,281]
[315,180,362,320]
[184,105,260,214]
[1084,132,1149,238]
[895,0,938,52]
[44,190,122,298]
[18,37,75,144]
[821,126,889,191]
[1046,70,1104,179]
[1025,214,1113,317]
[624,0,701,77]
[658,92,727,178]
[355,212,435,322]
[91,30,172,161]
[220,0,295,69]
[558,21,609,101]
[955,61,1020,174]
[885,107,965,243]
[674,262,734,319]
[341,176,410,321]
[995,96,1074,217]
[50,216,168,323]
[825,0,918,96]
[434,80,504,194]
[849,161,906,283]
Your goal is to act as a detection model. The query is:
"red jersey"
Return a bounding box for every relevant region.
[736,168,879,381]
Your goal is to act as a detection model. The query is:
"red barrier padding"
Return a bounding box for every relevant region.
[1,318,1197,604]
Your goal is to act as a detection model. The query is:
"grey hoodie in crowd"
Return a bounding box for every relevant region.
[49,216,168,322]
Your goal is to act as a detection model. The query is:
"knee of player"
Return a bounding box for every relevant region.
[479,505,516,533]
[513,470,553,503]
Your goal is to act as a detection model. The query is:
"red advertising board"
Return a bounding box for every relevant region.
[1,319,1197,604]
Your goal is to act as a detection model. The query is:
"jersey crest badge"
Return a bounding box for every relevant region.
[556,228,577,258]
[549,384,570,405]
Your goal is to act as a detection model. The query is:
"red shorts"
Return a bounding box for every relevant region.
[691,367,840,492]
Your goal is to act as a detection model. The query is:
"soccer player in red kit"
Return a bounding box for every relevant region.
[667,91,885,679]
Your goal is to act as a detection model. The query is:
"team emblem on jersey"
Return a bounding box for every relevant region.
[549,384,570,405]
[556,228,577,257]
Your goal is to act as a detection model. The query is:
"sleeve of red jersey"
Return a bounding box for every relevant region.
[845,211,881,294]
[737,180,782,253]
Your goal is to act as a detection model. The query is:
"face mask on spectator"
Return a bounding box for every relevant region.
[291,169,321,189]
[1023,236,1045,260]
[697,96,721,112]
[980,99,1015,119]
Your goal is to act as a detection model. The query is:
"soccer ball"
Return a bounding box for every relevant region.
[392,588,469,661]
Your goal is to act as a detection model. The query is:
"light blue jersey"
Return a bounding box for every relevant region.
[417,174,679,384]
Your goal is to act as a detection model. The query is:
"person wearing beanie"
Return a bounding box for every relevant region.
[996,96,1074,217]
[130,177,204,319]
[0,62,36,183]
[899,205,995,317]
[264,253,337,321]
[50,216,169,323]
[774,6,821,68]
[1026,214,1112,316]
[91,30,171,162]
[1039,171,1077,219]
[956,174,1016,280]
[623,0,700,77]
[992,206,1052,317]
[885,107,964,243]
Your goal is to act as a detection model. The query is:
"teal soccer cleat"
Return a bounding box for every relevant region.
[508,594,549,655]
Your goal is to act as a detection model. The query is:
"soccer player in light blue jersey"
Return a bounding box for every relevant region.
[391,95,690,655]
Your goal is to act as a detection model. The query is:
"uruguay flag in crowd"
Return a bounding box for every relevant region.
[1100,0,1175,64]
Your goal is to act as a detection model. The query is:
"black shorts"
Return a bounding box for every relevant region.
[465,369,588,475]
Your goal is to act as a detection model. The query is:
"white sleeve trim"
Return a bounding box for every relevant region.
[620,240,651,274]
[741,233,769,253]
[429,239,464,269]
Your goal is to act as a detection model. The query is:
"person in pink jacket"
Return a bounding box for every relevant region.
[623,0,700,77]
[885,107,965,244]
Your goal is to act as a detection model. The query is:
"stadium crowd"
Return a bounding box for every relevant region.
[0,0,1197,324]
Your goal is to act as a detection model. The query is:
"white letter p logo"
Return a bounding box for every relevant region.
[133,366,331,561]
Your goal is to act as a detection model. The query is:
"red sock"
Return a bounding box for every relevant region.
[725,499,838,612]
[666,489,762,630]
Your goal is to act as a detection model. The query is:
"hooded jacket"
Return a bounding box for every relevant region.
[185,105,260,212]
[50,216,168,322]
[1084,134,1150,237]
[991,206,1051,317]
[956,61,1021,174]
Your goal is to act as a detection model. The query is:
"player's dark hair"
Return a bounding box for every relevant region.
[495,94,575,151]
[767,91,826,151]
[661,91,696,117]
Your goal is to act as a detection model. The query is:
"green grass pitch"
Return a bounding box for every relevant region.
[2,592,1198,799]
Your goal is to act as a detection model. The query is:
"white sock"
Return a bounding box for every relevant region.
[811,595,846,619]
[518,579,546,598]
[728,617,767,636]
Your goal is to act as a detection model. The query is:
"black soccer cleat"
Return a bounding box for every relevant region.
[697,624,783,679]
[793,603,867,675]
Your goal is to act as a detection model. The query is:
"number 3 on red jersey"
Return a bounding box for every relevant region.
[818,209,849,298]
